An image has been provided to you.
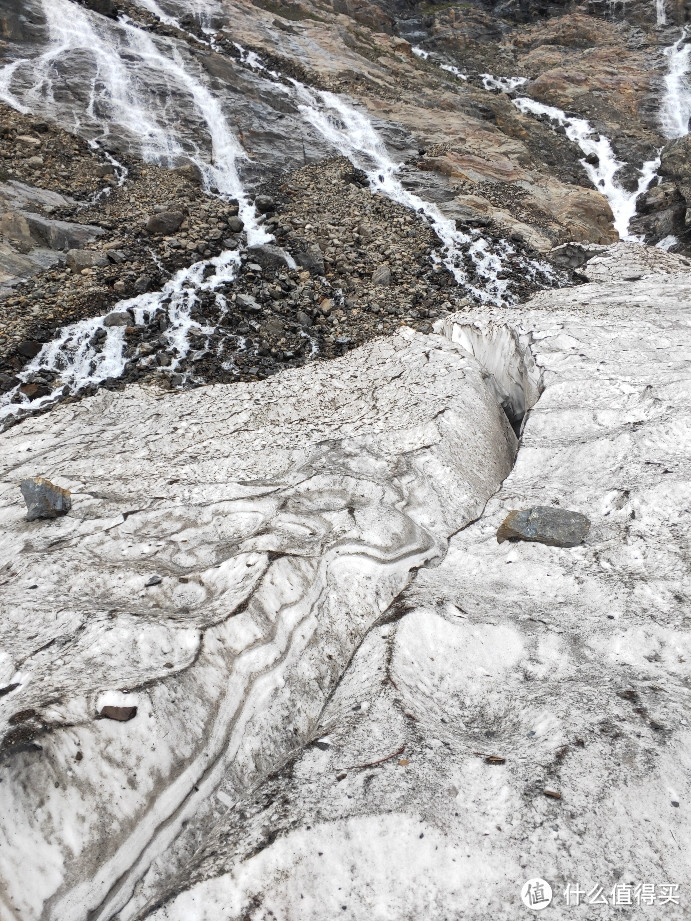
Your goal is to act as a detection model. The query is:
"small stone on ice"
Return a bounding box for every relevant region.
[496,506,590,547]
[19,477,72,521]
[145,575,162,587]
[98,705,137,722]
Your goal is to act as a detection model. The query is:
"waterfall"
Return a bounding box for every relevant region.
[0,0,271,425]
[481,74,528,92]
[0,0,262,230]
[660,29,691,139]
[287,81,556,304]
[411,49,659,241]
[655,0,667,26]
[133,0,221,37]
[512,97,660,240]
[0,0,558,426]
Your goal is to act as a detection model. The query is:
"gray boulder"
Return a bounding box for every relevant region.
[19,477,72,521]
[103,310,131,327]
[254,195,275,214]
[145,210,185,236]
[236,294,262,313]
[227,216,244,234]
[293,242,325,276]
[548,243,607,270]
[247,244,292,273]
[173,162,202,185]
[371,264,391,285]
[66,249,109,273]
[496,506,590,547]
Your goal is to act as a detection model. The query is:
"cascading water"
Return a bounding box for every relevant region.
[655,0,667,27]
[660,29,691,139]
[227,51,558,304]
[0,251,242,424]
[288,83,556,303]
[0,0,560,426]
[0,0,272,424]
[481,74,528,93]
[413,48,659,241]
[512,97,660,240]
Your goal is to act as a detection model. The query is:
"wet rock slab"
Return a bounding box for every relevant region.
[19,476,71,520]
[496,506,590,547]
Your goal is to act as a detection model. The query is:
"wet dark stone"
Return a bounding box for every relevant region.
[19,382,51,399]
[254,195,275,214]
[80,0,117,17]
[103,310,131,327]
[146,210,185,235]
[227,216,244,233]
[98,705,137,722]
[0,372,19,392]
[17,340,43,359]
[246,244,293,273]
[496,506,590,547]
[20,477,72,520]
[293,241,325,275]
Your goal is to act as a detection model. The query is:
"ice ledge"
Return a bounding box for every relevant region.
[150,245,691,921]
[1,244,690,921]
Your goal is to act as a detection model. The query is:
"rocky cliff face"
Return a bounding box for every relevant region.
[0,0,690,919]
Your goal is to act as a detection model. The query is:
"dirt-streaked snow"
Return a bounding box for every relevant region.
[0,245,689,921]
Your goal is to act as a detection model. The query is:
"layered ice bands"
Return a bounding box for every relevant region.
[512,97,660,240]
[1,246,689,921]
[0,327,520,921]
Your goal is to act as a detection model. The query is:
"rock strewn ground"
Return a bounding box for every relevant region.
[0,104,239,382]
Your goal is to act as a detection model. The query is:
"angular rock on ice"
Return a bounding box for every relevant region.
[496,506,590,547]
[19,476,72,521]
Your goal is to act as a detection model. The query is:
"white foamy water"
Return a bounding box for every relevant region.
[660,29,691,139]
[411,50,661,240]
[481,74,527,92]
[655,0,667,26]
[0,0,272,424]
[441,64,468,81]
[657,233,679,250]
[288,81,555,304]
[0,0,266,236]
[229,41,556,304]
[0,250,242,424]
[511,97,659,240]
[0,61,31,113]
[133,0,222,41]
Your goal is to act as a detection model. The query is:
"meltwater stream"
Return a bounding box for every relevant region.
[230,46,558,303]
[512,98,660,241]
[413,47,660,241]
[660,28,691,139]
[0,0,270,424]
